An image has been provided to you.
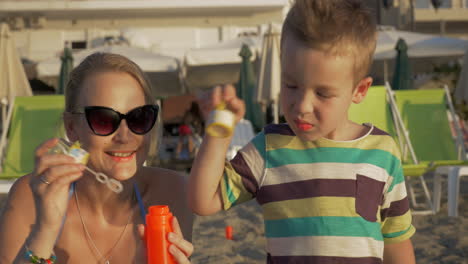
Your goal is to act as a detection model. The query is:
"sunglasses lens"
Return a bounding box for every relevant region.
[86,108,119,136]
[127,106,157,134]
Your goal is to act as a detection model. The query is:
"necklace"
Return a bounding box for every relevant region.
[75,185,134,264]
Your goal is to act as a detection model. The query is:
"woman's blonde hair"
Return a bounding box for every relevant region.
[65,52,155,112]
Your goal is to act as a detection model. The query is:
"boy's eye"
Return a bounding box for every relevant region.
[317,91,332,98]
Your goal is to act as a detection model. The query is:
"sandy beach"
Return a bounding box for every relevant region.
[1,176,467,264]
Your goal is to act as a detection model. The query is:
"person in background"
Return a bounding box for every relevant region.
[187,102,204,138]
[175,113,195,161]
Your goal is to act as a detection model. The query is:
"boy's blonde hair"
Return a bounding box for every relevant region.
[282,0,377,84]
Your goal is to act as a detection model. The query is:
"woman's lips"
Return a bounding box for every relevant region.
[106,151,136,162]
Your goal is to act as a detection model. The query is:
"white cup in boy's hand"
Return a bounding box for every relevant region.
[196,84,245,137]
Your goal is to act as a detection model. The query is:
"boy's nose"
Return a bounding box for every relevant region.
[294,94,314,115]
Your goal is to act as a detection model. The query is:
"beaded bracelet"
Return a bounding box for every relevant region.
[24,245,57,264]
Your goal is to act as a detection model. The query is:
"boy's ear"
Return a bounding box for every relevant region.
[352,77,373,104]
[63,112,79,142]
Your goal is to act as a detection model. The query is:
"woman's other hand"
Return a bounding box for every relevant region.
[137,216,193,264]
[30,138,85,230]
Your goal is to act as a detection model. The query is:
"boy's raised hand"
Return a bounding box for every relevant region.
[196,84,246,126]
[189,84,242,215]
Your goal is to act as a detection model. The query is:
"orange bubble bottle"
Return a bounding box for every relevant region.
[146,205,176,264]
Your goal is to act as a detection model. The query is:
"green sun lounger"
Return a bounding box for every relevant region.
[393,88,468,216]
[393,88,466,166]
[349,86,395,136]
[349,85,433,214]
[348,86,421,165]
[0,96,65,183]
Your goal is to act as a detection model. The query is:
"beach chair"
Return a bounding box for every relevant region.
[349,85,434,215]
[391,86,468,217]
[349,86,396,135]
[0,95,65,193]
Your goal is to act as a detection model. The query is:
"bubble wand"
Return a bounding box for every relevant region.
[49,138,123,193]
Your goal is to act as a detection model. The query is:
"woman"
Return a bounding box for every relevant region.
[0,53,193,263]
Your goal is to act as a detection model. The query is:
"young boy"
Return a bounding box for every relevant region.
[188,0,416,263]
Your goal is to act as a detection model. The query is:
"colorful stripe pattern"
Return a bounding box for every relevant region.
[221,123,415,263]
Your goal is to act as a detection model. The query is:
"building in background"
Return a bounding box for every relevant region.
[4,0,467,62]
[413,0,468,38]
[364,0,468,38]
[0,0,287,61]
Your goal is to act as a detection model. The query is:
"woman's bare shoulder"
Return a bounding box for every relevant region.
[2,174,35,211]
[1,174,35,221]
[0,174,36,250]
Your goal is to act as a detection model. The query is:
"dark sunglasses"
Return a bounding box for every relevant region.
[72,105,159,136]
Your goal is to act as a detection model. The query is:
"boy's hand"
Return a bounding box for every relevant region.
[189,84,239,215]
[196,84,246,125]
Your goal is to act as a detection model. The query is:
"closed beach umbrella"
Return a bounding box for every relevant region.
[454,51,468,104]
[391,38,413,90]
[0,23,33,127]
[238,44,264,131]
[0,23,33,101]
[257,24,281,123]
[57,46,73,94]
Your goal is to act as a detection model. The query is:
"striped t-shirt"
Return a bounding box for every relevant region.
[221,123,415,264]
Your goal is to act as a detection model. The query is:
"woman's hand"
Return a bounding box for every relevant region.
[29,138,85,230]
[167,217,194,263]
[196,84,246,125]
[138,216,194,264]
